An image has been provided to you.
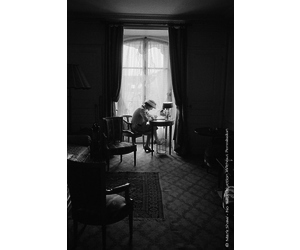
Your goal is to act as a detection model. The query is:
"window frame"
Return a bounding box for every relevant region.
[122,37,172,104]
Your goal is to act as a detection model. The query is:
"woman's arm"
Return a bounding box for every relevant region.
[140,108,150,122]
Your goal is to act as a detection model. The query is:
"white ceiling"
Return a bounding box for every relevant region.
[68,0,234,22]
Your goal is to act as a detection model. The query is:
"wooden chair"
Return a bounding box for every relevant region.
[67,159,133,249]
[102,117,137,170]
[122,115,145,146]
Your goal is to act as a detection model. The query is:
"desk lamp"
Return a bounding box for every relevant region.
[162,102,173,120]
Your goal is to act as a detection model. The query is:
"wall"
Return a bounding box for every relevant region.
[222,28,234,131]
[67,18,106,133]
[186,22,233,154]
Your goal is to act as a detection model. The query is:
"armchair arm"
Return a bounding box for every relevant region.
[123,130,135,136]
[122,119,133,131]
[122,120,138,136]
[106,183,131,201]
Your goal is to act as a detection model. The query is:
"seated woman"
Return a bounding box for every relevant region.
[131,99,161,153]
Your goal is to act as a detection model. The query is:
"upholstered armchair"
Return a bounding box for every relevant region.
[67,160,134,249]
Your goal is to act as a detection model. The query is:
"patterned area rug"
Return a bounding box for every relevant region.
[106,172,164,220]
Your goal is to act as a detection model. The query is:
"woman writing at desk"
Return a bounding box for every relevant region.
[132,99,161,153]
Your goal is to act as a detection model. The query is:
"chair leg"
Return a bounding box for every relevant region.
[102,225,106,250]
[73,220,78,247]
[129,210,133,245]
[120,154,122,162]
[134,150,136,166]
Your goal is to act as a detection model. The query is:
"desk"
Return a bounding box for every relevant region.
[150,120,174,156]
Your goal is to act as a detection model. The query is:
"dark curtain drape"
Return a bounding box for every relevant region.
[104,25,124,117]
[169,25,188,156]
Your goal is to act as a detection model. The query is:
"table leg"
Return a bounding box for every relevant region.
[151,125,154,156]
[169,125,172,155]
[164,126,167,154]
[164,127,167,140]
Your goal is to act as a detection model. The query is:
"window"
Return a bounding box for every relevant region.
[117,30,174,119]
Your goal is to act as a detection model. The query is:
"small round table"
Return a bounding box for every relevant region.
[150,120,174,156]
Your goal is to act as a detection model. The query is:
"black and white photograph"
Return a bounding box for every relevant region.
[66,0,234,249]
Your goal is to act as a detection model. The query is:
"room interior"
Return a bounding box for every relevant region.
[67,0,234,249]
[67,0,234,154]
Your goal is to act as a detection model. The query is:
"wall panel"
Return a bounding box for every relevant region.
[186,48,226,154]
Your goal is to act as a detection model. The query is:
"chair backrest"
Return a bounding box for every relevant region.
[122,115,132,131]
[67,160,107,216]
[122,115,132,123]
[103,117,124,142]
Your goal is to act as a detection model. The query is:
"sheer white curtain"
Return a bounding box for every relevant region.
[117,40,144,116]
[146,40,172,113]
[117,38,174,119]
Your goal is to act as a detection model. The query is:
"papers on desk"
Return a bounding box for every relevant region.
[153,116,166,120]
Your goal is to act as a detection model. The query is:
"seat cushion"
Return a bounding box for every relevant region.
[106,194,126,217]
[73,194,130,225]
[107,141,136,155]
[108,141,134,149]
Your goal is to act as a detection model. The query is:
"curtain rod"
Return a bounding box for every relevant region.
[123,24,169,30]
[103,14,186,27]
[111,23,186,30]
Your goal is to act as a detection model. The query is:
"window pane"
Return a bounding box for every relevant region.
[123,40,144,68]
[147,41,169,69]
[146,68,170,111]
[118,68,144,115]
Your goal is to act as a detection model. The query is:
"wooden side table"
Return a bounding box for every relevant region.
[150,120,174,156]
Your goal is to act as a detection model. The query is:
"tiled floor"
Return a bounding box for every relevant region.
[68,144,234,250]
